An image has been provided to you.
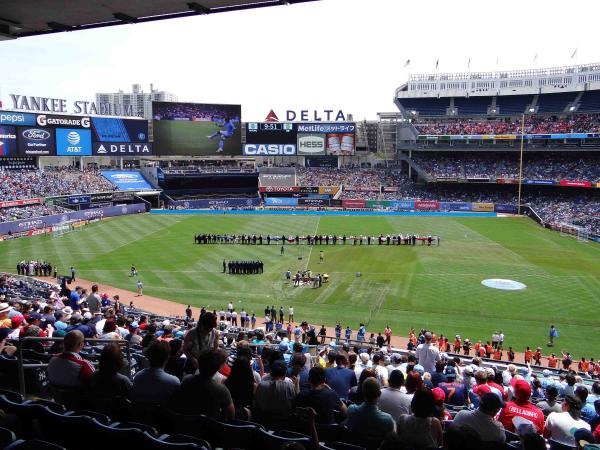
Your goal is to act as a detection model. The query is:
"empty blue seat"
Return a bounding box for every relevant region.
[5,439,67,450]
[258,428,311,450]
[0,426,17,448]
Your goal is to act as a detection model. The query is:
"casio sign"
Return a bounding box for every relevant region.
[243,144,296,156]
[22,129,50,140]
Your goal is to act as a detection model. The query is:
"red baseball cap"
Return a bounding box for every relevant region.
[431,387,446,403]
[513,380,531,400]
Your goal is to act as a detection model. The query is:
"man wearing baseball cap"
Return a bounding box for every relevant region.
[498,379,545,434]
[0,303,11,328]
[415,331,440,374]
[544,394,591,447]
[453,392,506,444]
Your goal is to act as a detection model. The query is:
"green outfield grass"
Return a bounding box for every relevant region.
[1,213,599,358]
[152,121,242,156]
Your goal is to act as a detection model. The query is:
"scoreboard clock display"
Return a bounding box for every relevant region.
[246,122,297,144]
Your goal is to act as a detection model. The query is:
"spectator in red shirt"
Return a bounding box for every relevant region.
[47,330,95,389]
[498,380,545,434]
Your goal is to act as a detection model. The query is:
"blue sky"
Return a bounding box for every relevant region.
[0,0,597,120]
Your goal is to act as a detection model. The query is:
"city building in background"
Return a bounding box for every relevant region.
[95,84,178,121]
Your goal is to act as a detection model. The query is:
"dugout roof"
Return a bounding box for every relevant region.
[0,0,319,39]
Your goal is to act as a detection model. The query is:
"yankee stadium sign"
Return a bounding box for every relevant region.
[8,94,136,117]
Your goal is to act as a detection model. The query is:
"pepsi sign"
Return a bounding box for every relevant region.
[17,127,55,155]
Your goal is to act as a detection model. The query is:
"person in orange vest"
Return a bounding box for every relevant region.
[493,346,503,360]
[453,335,461,353]
[474,340,481,355]
[524,346,533,364]
[588,358,597,377]
[485,341,493,358]
[383,324,392,346]
[533,347,542,365]
[546,353,558,368]
[478,345,486,358]
[578,357,590,374]
[438,335,448,353]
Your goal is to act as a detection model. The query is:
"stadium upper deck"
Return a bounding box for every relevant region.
[396,62,600,118]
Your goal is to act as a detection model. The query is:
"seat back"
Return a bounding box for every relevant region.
[164,434,211,450]
[141,432,203,450]
[36,406,96,449]
[258,428,311,450]
[0,426,17,448]
[548,439,577,450]
[210,419,261,450]
[5,439,67,450]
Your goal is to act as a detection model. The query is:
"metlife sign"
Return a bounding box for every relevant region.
[56,128,92,156]
[93,142,153,155]
[17,127,55,155]
[297,134,326,155]
[243,144,296,156]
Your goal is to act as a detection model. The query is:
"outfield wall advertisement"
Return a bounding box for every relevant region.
[100,171,154,191]
[168,198,261,209]
[0,203,146,235]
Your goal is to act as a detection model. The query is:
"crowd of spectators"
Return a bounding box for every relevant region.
[414,112,600,135]
[2,273,600,449]
[0,204,71,223]
[0,167,115,202]
[411,153,600,182]
[296,167,390,190]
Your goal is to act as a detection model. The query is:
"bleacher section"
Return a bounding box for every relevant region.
[578,90,600,112]
[495,95,532,115]
[453,96,490,115]
[399,97,450,116]
[536,92,578,113]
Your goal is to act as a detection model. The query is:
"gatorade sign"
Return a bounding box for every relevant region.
[297,133,326,155]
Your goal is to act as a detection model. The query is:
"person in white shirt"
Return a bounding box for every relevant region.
[355,352,371,381]
[288,306,294,322]
[227,302,233,312]
[544,394,590,447]
[231,310,238,326]
[378,370,412,421]
[372,353,389,387]
[415,332,440,374]
[386,353,403,376]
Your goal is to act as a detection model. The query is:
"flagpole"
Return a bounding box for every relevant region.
[517,113,525,215]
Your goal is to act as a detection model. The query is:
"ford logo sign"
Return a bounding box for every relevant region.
[23,129,50,140]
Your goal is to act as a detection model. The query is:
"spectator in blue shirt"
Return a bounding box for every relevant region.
[326,352,358,401]
[344,377,396,436]
[131,341,180,405]
[69,286,83,311]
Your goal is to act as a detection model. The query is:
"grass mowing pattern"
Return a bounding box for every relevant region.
[1,213,599,358]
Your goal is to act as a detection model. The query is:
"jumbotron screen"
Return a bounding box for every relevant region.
[152,101,241,156]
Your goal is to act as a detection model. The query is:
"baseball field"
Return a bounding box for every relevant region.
[1,213,599,359]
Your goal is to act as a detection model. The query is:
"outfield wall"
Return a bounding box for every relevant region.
[152,209,497,217]
[0,203,147,236]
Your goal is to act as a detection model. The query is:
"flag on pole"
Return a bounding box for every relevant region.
[533,53,538,63]
[435,58,439,69]
[571,48,578,59]
[403,59,411,68]
[467,57,471,69]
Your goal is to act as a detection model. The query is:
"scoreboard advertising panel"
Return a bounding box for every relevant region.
[152,102,242,156]
[0,110,149,157]
[244,122,356,156]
